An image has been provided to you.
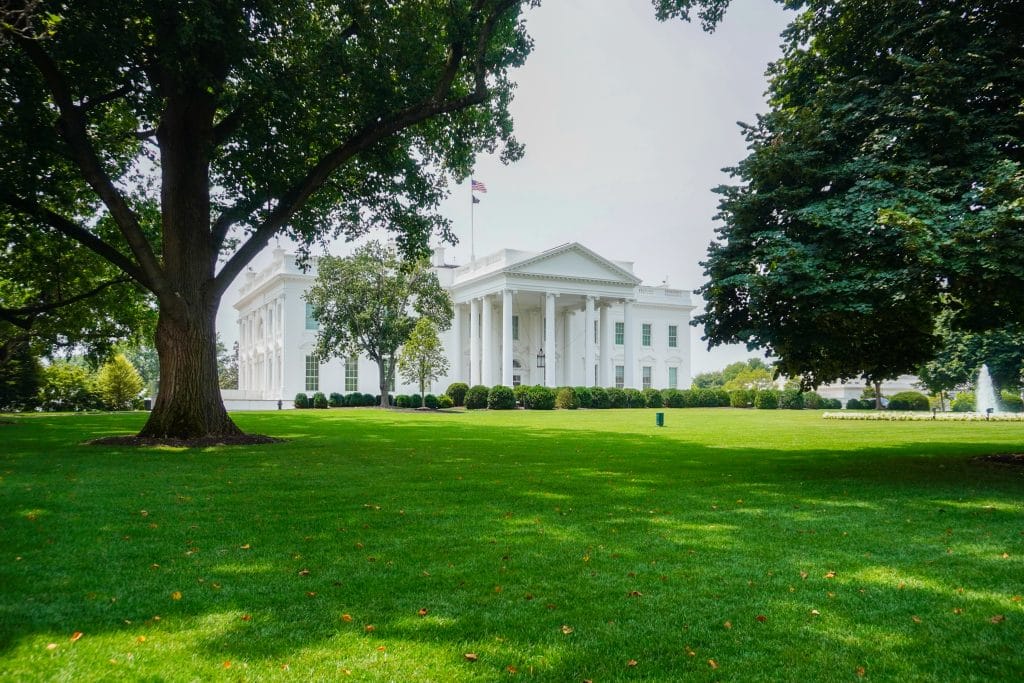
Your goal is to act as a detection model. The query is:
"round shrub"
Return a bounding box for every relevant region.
[677,389,696,407]
[409,393,423,408]
[465,385,489,410]
[623,388,643,408]
[437,394,454,409]
[642,388,663,408]
[662,388,685,408]
[846,398,866,410]
[802,392,824,409]
[1000,391,1023,413]
[778,389,804,410]
[573,386,593,409]
[556,387,579,410]
[311,391,328,409]
[343,392,359,406]
[825,398,843,410]
[951,392,975,412]
[293,392,309,408]
[328,392,344,408]
[754,389,779,409]
[446,382,469,407]
[424,393,438,409]
[689,388,716,407]
[513,384,530,407]
[590,386,610,409]
[887,391,930,411]
[362,393,376,406]
[488,385,516,410]
[396,394,410,408]
[729,389,754,408]
[606,387,626,408]
[527,385,556,410]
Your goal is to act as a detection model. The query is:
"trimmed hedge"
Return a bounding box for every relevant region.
[424,394,438,409]
[846,398,873,410]
[642,388,663,408]
[328,392,344,408]
[465,385,489,410]
[409,393,423,408]
[778,389,804,410]
[623,388,643,408]
[488,385,516,410]
[888,391,929,411]
[1001,391,1024,413]
[437,394,454,409]
[526,385,556,410]
[293,392,309,408]
[556,387,579,410]
[661,388,685,408]
[802,392,823,409]
[312,392,328,409]
[590,386,610,409]
[606,387,626,408]
[513,384,530,407]
[396,395,411,408]
[446,382,469,407]
[573,386,593,409]
[729,389,755,408]
[754,389,779,409]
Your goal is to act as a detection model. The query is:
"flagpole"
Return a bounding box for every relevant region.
[470,181,476,265]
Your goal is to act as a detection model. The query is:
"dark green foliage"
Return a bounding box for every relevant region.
[328,392,344,408]
[556,387,579,410]
[754,390,779,410]
[409,393,423,409]
[802,392,824,410]
[424,394,438,409]
[437,394,454,409]
[778,389,804,410]
[661,389,684,408]
[951,393,975,413]
[589,386,610,409]
[293,393,309,409]
[690,388,723,408]
[888,391,930,411]
[0,344,42,412]
[465,385,489,410]
[487,385,516,410]
[38,360,101,412]
[917,315,1024,396]
[623,388,644,408]
[824,398,843,410]
[345,392,361,407]
[1000,392,1023,413]
[312,392,328,409]
[641,388,662,408]
[363,393,377,407]
[526,385,555,410]
[605,387,625,408]
[396,395,411,409]
[513,384,530,407]
[846,398,870,410]
[573,387,593,409]
[445,382,469,407]
[729,389,755,408]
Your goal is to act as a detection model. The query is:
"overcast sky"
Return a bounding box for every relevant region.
[217,0,795,374]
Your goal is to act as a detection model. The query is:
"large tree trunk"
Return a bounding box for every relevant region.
[139,305,242,438]
[378,355,392,408]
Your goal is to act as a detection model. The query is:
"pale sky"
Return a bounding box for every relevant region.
[217,0,794,374]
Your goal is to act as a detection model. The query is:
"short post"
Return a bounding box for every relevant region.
[932,407,937,420]
[277,399,283,410]
[986,407,993,420]
[655,412,664,427]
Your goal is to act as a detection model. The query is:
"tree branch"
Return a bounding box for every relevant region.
[79,82,133,113]
[0,276,133,324]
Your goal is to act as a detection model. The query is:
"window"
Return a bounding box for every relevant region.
[345,357,359,392]
[512,315,519,341]
[305,355,319,391]
[668,325,678,348]
[642,366,652,389]
[668,367,678,389]
[641,323,652,347]
[615,322,624,345]
[305,302,318,330]
[615,365,624,389]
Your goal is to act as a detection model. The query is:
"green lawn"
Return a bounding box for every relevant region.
[1,408,1022,681]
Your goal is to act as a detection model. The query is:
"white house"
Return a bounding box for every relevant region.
[224,242,695,409]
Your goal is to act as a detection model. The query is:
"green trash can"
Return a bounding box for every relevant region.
[655,412,664,427]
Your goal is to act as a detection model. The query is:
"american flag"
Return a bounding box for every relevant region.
[471,179,487,193]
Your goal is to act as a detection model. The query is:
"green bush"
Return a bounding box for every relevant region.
[888,391,930,411]
[513,384,530,407]
[778,388,804,410]
[328,392,343,407]
[677,389,696,407]
[527,385,556,410]
[424,394,438,409]
[754,389,779,409]
[343,392,359,406]
[642,388,663,408]
[729,389,754,408]
[606,387,626,408]
[590,386,610,409]
[802,392,824,409]
[396,394,410,408]
[488,385,516,410]
[573,386,593,409]
[1000,391,1023,413]
[846,398,870,410]
[623,388,644,408]
[822,398,842,410]
[691,388,720,407]
[556,387,579,410]
[661,388,685,408]
[363,393,376,406]
[409,393,423,408]
[445,382,469,407]
[311,391,328,409]
[437,394,454,409]
[465,385,489,410]
[951,392,974,412]
[293,392,309,408]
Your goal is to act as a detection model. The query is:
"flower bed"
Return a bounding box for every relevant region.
[823,411,1024,421]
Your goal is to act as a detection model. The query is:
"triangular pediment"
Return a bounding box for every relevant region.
[506,243,641,285]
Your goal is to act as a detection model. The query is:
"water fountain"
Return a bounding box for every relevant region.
[975,364,1000,415]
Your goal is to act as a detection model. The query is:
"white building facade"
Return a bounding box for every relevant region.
[225,243,695,408]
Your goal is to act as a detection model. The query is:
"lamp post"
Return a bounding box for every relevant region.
[536,348,546,383]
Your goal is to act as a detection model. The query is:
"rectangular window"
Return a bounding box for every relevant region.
[615,365,624,389]
[642,366,652,389]
[513,374,521,387]
[668,325,678,348]
[345,357,359,392]
[305,302,318,330]
[668,367,678,389]
[305,355,319,392]
[615,321,624,345]
[512,315,519,341]
[641,323,652,347]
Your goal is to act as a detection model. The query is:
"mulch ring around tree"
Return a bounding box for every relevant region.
[87,434,284,448]
[974,453,1024,467]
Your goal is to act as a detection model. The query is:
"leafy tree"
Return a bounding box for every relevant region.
[306,242,452,408]
[723,366,775,392]
[917,314,1024,395]
[697,1,1024,392]
[122,344,160,398]
[95,353,144,410]
[39,359,101,412]
[216,338,239,391]
[0,342,42,412]
[398,317,449,407]
[691,370,724,389]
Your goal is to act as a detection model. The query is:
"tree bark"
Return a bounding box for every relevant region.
[873,380,883,410]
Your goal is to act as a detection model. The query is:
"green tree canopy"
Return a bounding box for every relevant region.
[917,314,1024,395]
[696,0,1024,389]
[398,317,450,404]
[305,242,452,408]
[95,353,144,410]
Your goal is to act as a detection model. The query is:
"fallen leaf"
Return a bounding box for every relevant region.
[708,659,718,670]
[810,609,820,617]
[800,571,808,580]
[898,582,906,590]
[223,661,231,669]
[281,664,290,671]
[524,593,534,600]
[1012,595,1022,602]
[211,582,221,590]
[506,665,518,673]
[545,603,557,610]
[1001,552,1009,559]
[990,614,1006,624]
[417,608,428,616]
[306,592,317,598]
[755,614,767,623]
[561,624,574,635]
[298,569,310,577]
[953,608,963,615]
[46,643,57,650]
[136,636,146,643]
[626,659,638,667]
[240,544,251,550]
[150,563,160,570]
[911,615,922,624]
[494,585,502,593]
[364,624,375,632]
[464,653,478,662]
[856,666,866,677]
[628,591,643,597]
[341,614,353,622]
[171,591,182,600]
[723,620,732,629]
[241,614,252,621]
[376,646,386,652]
[824,571,836,579]
[70,632,83,642]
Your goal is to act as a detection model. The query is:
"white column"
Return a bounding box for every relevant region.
[600,303,613,387]
[502,290,514,386]
[623,299,636,389]
[584,296,596,388]
[470,298,481,386]
[481,294,493,385]
[545,292,557,387]
[452,303,463,383]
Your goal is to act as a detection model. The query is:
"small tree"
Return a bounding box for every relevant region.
[398,318,450,407]
[95,354,144,410]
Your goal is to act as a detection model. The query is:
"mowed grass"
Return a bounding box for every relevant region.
[0,409,1022,682]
